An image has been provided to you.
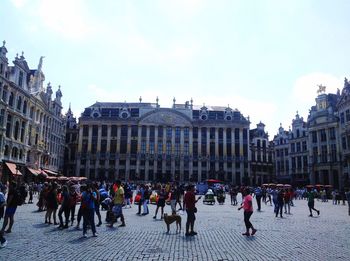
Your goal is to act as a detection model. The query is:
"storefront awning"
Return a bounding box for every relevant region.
[5,162,22,176]
[44,169,58,176]
[27,168,41,176]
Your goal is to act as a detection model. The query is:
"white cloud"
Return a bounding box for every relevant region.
[292,72,343,105]
[31,0,93,40]
[10,0,28,8]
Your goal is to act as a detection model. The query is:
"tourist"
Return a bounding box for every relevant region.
[45,183,59,225]
[254,186,263,211]
[175,185,183,211]
[183,185,201,237]
[284,188,292,214]
[238,188,257,237]
[93,183,102,226]
[69,185,78,226]
[136,184,145,215]
[58,185,70,229]
[108,180,125,228]
[345,188,350,216]
[153,187,166,219]
[306,189,320,217]
[81,184,97,237]
[0,185,6,248]
[276,189,284,218]
[142,185,150,215]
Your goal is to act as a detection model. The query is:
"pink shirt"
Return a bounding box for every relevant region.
[243,194,253,212]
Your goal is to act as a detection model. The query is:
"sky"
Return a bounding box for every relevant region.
[1,0,349,137]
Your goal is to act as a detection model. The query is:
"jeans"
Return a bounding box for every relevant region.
[276,202,283,217]
[244,211,253,230]
[143,200,149,214]
[284,201,290,214]
[58,206,70,226]
[256,196,262,211]
[82,208,96,234]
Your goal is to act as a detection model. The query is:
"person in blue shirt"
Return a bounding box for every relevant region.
[254,187,263,211]
[81,184,97,238]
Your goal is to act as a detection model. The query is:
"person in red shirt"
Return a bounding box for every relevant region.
[183,185,201,237]
[238,188,257,236]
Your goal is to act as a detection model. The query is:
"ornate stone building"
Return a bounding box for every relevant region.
[307,87,341,188]
[0,41,65,181]
[63,105,78,177]
[337,78,350,188]
[249,122,274,185]
[76,99,250,184]
[273,124,290,183]
[289,112,309,185]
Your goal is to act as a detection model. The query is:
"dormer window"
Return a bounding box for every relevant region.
[19,71,24,87]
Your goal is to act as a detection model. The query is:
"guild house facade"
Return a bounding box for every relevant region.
[76,99,251,184]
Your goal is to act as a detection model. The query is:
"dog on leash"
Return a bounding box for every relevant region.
[163,213,181,234]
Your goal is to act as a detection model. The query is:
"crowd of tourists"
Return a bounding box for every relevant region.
[0,179,350,247]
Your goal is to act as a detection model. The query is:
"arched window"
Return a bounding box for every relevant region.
[4,145,9,156]
[2,85,8,102]
[8,92,14,107]
[30,106,34,118]
[17,96,22,110]
[14,121,20,140]
[23,100,27,114]
[11,147,18,158]
[20,122,26,142]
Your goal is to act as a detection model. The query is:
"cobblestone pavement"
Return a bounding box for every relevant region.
[1,195,349,261]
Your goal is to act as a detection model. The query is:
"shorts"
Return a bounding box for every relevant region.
[157,199,165,207]
[5,207,17,216]
[186,209,196,222]
[112,204,123,217]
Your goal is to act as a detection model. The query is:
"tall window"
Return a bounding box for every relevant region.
[6,114,12,138]
[20,122,25,142]
[101,125,107,137]
[141,141,146,154]
[321,145,327,163]
[16,96,22,111]
[320,129,326,142]
[166,127,172,139]
[166,141,171,155]
[184,127,189,139]
[157,141,163,154]
[18,71,23,87]
[184,142,189,155]
[111,125,118,137]
[14,121,19,140]
[149,142,154,154]
[8,92,14,107]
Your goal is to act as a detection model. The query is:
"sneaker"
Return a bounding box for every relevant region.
[83,233,87,238]
[0,239,7,248]
[96,222,102,227]
[251,229,257,236]
[119,224,126,227]
[309,214,313,217]
[93,233,98,237]
[190,231,198,236]
[153,216,156,219]
[317,210,320,216]
[242,232,250,236]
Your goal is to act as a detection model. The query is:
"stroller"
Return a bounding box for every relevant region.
[203,189,215,205]
[216,189,225,204]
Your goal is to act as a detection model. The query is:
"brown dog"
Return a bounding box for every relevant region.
[163,213,181,234]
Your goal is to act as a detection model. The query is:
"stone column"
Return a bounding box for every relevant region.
[126,125,131,181]
[106,125,111,151]
[136,126,142,176]
[97,125,102,152]
[145,126,150,181]
[171,127,175,181]
[180,127,185,182]
[198,128,202,182]
[87,125,92,152]
[189,127,193,179]
[215,128,219,172]
[162,127,166,175]
[223,128,228,181]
